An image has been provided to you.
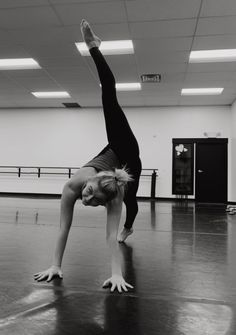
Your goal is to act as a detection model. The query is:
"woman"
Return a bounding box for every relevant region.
[34,20,142,293]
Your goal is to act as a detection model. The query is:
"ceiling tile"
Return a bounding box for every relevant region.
[0,90,31,98]
[8,26,80,45]
[138,62,188,75]
[0,45,31,58]
[184,71,236,83]
[38,57,84,69]
[3,69,45,79]
[46,66,96,85]
[0,77,26,90]
[130,19,197,39]
[49,0,119,3]
[196,16,236,36]
[0,0,49,8]
[134,37,193,52]
[0,30,17,42]
[0,6,61,29]
[221,87,236,94]
[126,0,201,21]
[53,2,127,25]
[192,35,236,50]
[136,49,189,64]
[143,96,181,106]
[76,94,102,107]
[12,75,63,91]
[179,96,233,105]
[159,73,186,84]
[141,86,182,95]
[63,83,100,95]
[200,0,236,17]
[188,63,236,73]
[116,95,146,107]
[23,44,79,59]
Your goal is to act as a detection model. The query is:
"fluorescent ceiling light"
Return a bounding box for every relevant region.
[32,91,71,98]
[181,88,224,95]
[116,83,141,91]
[75,40,134,56]
[189,49,236,63]
[99,82,141,91]
[0,58,41,70]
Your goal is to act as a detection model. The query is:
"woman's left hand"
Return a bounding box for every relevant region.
[102,275,133,293]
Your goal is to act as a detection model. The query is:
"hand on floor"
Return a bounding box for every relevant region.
[34,265,63,282]
[102,275,133,293]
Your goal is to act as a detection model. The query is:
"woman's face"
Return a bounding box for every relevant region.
[81,180,107,207]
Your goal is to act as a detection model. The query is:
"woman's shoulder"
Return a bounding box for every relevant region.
[67,167,97,191]
[74,166,98,177]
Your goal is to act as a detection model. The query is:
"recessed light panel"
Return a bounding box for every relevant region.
[181,88,224,95]
[99,82,141,91]
[75,40,134,56]
[189,49,236,63]
[116,83,141,91]
[32,92,71,98]
[0,58,41,70]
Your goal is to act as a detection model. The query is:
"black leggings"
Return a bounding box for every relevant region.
[90,47,142,229]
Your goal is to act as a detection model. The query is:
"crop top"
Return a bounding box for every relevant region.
[83,147,121,172]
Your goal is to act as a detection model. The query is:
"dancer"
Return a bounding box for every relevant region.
[34,20,142,292]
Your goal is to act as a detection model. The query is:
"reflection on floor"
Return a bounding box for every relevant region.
[0,197,236,335]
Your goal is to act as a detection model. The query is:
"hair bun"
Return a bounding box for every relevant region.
[114,168,133,187]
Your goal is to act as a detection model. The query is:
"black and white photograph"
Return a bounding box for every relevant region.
[0,1,236,334]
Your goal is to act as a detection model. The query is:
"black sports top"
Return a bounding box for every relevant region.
[83,147,121,172]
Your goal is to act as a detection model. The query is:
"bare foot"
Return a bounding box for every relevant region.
[117,228,133,243]
[80,19,101,49]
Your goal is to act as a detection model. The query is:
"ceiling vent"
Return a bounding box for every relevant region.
[62,102,81,108]
[141,74,161,83]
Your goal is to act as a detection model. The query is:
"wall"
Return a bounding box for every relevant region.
[0,106,232,198]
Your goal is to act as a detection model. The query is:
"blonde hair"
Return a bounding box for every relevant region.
[94,168,133,201]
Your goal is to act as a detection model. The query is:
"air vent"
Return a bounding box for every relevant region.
[141,74,161,83]
[62,102,81,108]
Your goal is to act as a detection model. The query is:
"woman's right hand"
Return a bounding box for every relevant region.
[34,265,63,282]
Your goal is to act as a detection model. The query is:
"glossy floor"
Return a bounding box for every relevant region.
[0,197,236,334]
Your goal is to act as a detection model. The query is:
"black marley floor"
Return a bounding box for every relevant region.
[0,196,236,335]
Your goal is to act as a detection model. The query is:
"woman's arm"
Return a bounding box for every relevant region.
[106,192,123,275]
[103,189,133,292]
[52,183,78,267]
[34,182,79,282]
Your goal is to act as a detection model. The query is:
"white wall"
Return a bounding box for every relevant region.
[0,106,232,198]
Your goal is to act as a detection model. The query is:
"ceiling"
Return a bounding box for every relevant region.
[0,0,236,108]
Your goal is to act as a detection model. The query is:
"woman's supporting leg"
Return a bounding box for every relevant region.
[117,167,141,242]
[124,187,139,229]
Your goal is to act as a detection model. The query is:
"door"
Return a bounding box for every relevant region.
[195,142,227,203]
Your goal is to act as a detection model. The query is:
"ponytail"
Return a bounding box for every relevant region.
[113,168,133,187]
[95,167,133,201]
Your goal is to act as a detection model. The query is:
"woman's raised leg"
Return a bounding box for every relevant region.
[80,20,139,164]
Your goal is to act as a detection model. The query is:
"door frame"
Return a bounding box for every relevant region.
[172,138,228,201]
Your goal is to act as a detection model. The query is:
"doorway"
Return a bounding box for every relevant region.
[172,138,228,203]
[195,140,228,203]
